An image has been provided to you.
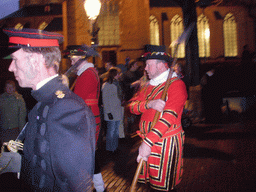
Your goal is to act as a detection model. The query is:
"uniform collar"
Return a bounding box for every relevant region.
[32,75,67,102]
[36,74,58,90]
[77,63,94,76]
[149,69,177,86]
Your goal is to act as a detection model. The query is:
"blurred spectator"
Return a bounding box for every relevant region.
[115,64,127,139]
[125,56,130,70]
[100,62,116,80]
[241,44,251,65]
[102,68,123,154]
[98,62,115,146]
[0,80,26,146]
[130,70,149,96]
[172,63,184,78]
[173,62,203,123]
[124,70,149,135]
[120,60,143,136]
[172,63,190,91]
[116,63,127,74]
[121,60,142,102]
[201,66,223,123]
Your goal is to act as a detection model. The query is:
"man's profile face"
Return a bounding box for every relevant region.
[105,62,112,71]
[70,56,80,65]
[145,59,161,79]
[9,49,37,88]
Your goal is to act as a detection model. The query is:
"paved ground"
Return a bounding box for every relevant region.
[97,114,256,192]
[1,116,256,192]
[178,119,256,192]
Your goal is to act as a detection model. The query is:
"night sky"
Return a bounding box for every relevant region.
[0,0,19,19]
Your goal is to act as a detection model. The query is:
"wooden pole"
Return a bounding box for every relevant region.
[129,55,177,192]
[129,23,195,191]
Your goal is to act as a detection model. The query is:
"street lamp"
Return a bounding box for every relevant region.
[84,0,101,20]
[84,0,101,64]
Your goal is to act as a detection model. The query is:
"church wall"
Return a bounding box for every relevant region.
[19,0,64,7]
[66,0,91,46]
[150,5,255,62]
[1,1,255,69]
[114,0,150,65]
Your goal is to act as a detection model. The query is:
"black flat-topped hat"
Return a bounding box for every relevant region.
[3,28,64,48]
[63,44,99,59]
[140,44,172,63]
[1,28,64,59]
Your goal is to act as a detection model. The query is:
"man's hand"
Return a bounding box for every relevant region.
[137,142,151,163]
[148,99,166,112]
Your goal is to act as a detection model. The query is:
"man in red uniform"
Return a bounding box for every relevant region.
[129,45,187,191]
[63,45,105,192]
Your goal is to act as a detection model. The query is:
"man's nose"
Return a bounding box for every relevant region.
[8,61,14,72]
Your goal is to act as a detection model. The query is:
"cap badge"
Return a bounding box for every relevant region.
[55,90,65,99]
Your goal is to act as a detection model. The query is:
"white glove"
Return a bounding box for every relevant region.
[137,142,151,163]
[148,99,166,112]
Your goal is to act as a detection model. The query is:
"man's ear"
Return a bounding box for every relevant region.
[164,62,169,69]
[24,53,39,79]
[34,53,44,63]
[31,53,46,75]
[157,61,166,70]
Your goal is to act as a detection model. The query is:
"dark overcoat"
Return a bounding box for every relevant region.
[20,76,95,192]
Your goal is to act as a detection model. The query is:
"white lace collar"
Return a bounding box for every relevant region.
[149,69,178,86]
[77,63,94,76]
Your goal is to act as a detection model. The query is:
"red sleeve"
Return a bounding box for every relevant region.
[129,87,150,115]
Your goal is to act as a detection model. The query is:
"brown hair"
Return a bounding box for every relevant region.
[104,67,120,84]
[4,80,16,92]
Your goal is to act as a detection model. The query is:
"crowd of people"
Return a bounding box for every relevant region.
[1,27,238,192]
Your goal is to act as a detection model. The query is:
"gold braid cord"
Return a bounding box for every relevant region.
[0,140,23,173]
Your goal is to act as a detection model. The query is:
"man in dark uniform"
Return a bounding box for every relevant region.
[3,28,95,191]
[63,45,105,192]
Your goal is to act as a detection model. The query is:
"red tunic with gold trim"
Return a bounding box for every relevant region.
[129,77,187,191]
[74,65,101,144]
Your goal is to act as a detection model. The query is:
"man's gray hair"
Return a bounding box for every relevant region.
[22,47,61,73]
[155,59,167,64]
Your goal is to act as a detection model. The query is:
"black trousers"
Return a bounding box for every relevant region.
[94,149,102,174]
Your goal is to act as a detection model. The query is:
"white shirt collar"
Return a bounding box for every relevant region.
[149,69,178,86]
[77,63,94,76]
[36,74,58,90]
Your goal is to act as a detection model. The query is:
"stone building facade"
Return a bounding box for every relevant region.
[0,0,255,71]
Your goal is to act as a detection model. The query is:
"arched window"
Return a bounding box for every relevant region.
[170,14,185,58]
[223,13,238,57]
[150,15,160,46]
[14,23,23,30]
[197,14,210,58]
